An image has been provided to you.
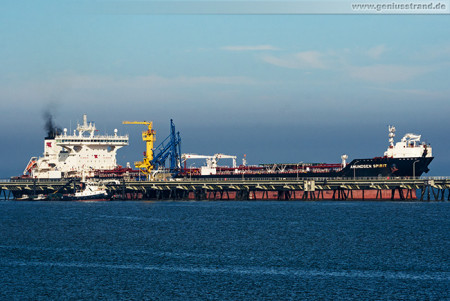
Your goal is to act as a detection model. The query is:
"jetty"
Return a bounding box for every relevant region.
[1,177,449,201]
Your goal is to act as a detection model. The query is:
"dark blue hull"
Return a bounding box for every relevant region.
[341,156,434,178]
[187,156,433,179]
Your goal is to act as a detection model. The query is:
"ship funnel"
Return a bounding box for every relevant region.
[43,111,62,139]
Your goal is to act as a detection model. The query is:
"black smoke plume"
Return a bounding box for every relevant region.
[44,110,62,139]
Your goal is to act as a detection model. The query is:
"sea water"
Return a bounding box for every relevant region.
[0,201,449,300]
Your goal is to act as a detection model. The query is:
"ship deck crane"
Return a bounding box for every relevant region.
[122,121,155,174]
[152,119,182,173]
[182,153,237,168]
[123,119,182,177]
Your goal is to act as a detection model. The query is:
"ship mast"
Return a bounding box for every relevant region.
[388,125,396,147]
[77,114,96,138]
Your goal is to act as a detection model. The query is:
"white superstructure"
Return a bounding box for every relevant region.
[25,114,128,179]
[384,125,432,158]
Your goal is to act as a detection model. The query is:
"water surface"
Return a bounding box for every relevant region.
[1,201,449,299]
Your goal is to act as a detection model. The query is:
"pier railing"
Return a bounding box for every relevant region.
[5,175,450,183]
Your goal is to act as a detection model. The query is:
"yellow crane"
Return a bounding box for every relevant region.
[122,121,156,174]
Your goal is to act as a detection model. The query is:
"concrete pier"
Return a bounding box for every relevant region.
[1,177,449,201]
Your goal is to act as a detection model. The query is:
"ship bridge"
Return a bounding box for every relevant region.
[55,135,129,146]
[26,114,129,179]
[56,114,128,146]
[384,126,432,158]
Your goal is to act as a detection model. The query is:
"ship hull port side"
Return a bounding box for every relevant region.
[178,126,433,180]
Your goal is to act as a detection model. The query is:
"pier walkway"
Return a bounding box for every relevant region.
[1,177,449,201]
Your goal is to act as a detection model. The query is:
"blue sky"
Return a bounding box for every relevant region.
[1,1,449,177]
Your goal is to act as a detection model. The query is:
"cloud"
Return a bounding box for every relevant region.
[347,64,434,83]
[63,74,259,88]
[369,86,448,99]
[261,51,328,69]
[221,45,280,51]
[367,45,387,59]
[259,47,442,83]
[411,43,450,61]
[0,73,262,107]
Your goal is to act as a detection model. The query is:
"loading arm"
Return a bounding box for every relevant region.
[122,121,155,174]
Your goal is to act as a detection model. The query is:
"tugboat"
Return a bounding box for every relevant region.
[61,180,109,201]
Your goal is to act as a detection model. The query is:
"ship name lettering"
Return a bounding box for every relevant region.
[351,164,373,169]
[373,164,387,168]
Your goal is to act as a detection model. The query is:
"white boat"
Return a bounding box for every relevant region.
[62,181,109,201]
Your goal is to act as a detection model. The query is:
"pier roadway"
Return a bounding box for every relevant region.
[1,177,449,201]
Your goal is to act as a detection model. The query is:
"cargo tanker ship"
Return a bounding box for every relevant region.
[179,126,433,179]
[13,116,434,201]
[23,115,433,180]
